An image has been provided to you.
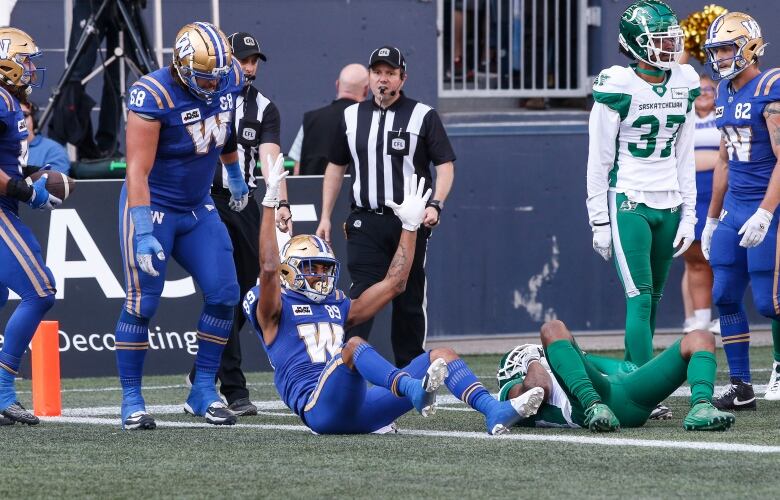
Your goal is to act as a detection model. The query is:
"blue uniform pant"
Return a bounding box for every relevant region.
[710,199,780,321]
[302,351,432,434]
[118,186,239,318]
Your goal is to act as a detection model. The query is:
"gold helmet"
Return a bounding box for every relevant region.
[172,22,232,103]
[0,27,44,95]
[704,12,766,80]
[279,234,340,303]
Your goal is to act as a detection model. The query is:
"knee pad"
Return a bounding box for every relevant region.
[126,294,161,320]
[753,295,780,320]
[202,303,234,321]
[119,309,150,328]
[204,281,240,307]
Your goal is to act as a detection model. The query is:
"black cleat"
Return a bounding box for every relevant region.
[228,397,258,416]
[1,402,40,425]
[649,404,673,420]
[123,411,157,430]
[712,378,756,411]
[0,414,14,426]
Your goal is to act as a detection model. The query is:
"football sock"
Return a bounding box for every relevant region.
[444,359,499,415]
[194,304,233,389]
[115,310,150,403]
[624,292,653,366]
[1,294,54,362]
[0,352,20,409]
[546,340,600,409]
[351,342,414,395]
[650,292,661,335]
[694,308,712,327]
[772,320,780,363]
[718,304,751,383]
[687,351,717,405]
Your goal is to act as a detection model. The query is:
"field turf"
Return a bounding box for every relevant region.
[2,346,779,499]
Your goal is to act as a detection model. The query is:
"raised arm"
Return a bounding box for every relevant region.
[345,175,431,329]
[255,154,289,345]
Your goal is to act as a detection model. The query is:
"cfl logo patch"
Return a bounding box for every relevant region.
[391,138,406,150]
[378,48,390,57]
[242,128,256,141]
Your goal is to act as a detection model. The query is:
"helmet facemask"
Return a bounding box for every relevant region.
[620,23,684,70]
[174,62,231,104]
[172,22,232,104]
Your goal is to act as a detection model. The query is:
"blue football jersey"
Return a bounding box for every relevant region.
[243,285,351,417]
[715,68,780,202]
[126,62,244,211]
[0,86,29,214]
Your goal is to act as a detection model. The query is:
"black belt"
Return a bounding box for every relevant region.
[351,205,392,215]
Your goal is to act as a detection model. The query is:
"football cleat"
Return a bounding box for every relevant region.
[1,402,39,425]
[584,402,620,432]
[683,401,735,431]
[765,361,780,401]
[649,404,672,420]
[123,410,156,431]
[0,414,14,426]
[712,378,756,411]
[409,358,448,417]
[228,397,258,416]
[184,400,237,426]
[486,386,545,435]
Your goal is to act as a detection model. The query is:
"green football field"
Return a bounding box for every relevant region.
[3,346,779,499]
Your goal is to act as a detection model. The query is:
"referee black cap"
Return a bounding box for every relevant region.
[228,32,267,61]
[369,46,406,71]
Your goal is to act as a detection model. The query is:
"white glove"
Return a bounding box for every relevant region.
[738,208,773,248]
[591,224,612,261]
[262,153,289,208]
[386,174,432,231]
[701,217,719,261]
[672,217,696,258]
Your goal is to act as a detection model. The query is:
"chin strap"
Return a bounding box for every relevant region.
[634,65,666,78]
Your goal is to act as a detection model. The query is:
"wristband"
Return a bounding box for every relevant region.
[5,178,34,202]
[278,199,291,211]
[426,200,442,214]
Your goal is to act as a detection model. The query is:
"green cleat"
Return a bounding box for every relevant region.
[683,401,735,431]
[584,403,620,432]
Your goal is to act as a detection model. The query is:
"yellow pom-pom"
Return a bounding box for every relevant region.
[680,4,729,64]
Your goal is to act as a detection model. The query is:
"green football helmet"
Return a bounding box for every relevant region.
[618,0,684,70]
[496,344,545,389]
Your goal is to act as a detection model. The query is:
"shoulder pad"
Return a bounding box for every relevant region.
[592,66,633,120]
[752,68,780,104]
[0,87,17,113]
[592,65,632,94]
[128,73,176,117]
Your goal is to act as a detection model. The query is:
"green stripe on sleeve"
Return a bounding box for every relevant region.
[593,91,632,121]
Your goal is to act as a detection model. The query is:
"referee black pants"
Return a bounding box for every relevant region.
[189,190,260,403]
[344,209,430,367]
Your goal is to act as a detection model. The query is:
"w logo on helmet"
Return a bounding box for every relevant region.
[742,20,761,40]
[0,39,10,59]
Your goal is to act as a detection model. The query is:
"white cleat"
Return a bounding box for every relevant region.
[509,386,545,419]
[487,386,545,436]
[418,358,449,417]
[765,361,780,401]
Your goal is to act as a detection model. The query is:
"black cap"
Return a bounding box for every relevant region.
[228,32,267,61]
[369,46,406,71]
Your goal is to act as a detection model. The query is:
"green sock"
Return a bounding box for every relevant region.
[546,340,600,409]
[625,293,653,366]
[687,351,717,406]
[772,320,780,363]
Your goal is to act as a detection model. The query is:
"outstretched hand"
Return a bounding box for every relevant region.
[385,174,432,231]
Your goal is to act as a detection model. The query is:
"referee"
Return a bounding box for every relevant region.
[187,32,292,416]
[316,46,456,367]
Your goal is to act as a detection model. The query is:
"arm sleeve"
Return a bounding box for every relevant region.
[328,116,351,166]
[222,119,238,155]
[288,125,303,161]
[422,110,456,164]
[586,102,620,226]
[259,102,281,145]
[675,107,698,222]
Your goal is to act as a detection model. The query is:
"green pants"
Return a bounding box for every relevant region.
[609,192,680,366]
[553,340,688,428]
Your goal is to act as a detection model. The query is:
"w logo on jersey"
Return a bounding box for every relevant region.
[151,211,165,224]
[0,39,10,60]
[186,111,231,154]
[299,323,344,363]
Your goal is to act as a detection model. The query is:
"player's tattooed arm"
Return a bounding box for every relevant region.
[760,101,780,212]
[345,231,416,329]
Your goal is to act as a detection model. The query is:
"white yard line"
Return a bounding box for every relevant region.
[17,381,274,395]
[40,415,780,454]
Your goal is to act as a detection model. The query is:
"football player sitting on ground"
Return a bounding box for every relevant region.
[496,320,735,432]
[243,156,544,435]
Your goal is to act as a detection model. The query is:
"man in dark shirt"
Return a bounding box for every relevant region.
[316,46,456,367]
[289,64,368,175]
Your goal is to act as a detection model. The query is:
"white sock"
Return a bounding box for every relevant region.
[694,309,711,325]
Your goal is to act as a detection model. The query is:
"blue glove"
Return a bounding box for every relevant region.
[28,173,62,210]
[129,206,165,276]
[224,160,249,211]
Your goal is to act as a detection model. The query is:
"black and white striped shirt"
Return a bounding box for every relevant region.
[329,94,455,209]
[214,84,280,191]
